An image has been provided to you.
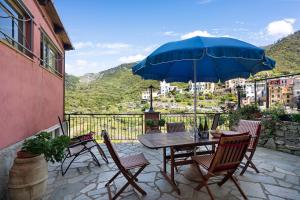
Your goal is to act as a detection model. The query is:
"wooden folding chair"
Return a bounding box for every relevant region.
[166,122,195,171]
[58,116,108,175]
[236,120,261,175]
[167,122,186,133]
[102,130,150,200]
[192,133,251,200]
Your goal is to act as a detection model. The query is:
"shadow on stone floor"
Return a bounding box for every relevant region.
[44,142,300,200]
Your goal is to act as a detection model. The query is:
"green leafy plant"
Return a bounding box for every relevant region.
[21,132,70,163]
[228,105,261,128]
[145,119,155,127]
[145,119,166,127]
[290,114,300,123]
[158,119,166,126]
[262,105,286,120]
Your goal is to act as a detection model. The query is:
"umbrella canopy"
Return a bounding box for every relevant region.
[132,36,275,128]
[132,36,275,82]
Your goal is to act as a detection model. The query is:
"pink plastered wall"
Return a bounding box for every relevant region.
[0,0,67,149]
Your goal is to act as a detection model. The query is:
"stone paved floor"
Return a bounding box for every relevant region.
[44,142,300,200]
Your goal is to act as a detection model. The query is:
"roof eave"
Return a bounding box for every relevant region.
[37,0,74,51]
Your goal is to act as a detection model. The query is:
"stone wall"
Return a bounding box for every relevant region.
[259,119,300,156]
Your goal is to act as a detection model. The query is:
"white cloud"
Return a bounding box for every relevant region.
[119,54,145,63]
[163,31,179,36]
[181,30,214,39]
[197,0,213,4]
[75,50,120,56]
[143,44,158,53]
[75,59,88,66]
[66,60,106,76]
[96,42,130,50]
[74,41,131,50]
[74,41,93,49]
[235,21,245,25]
[266,18,296,37]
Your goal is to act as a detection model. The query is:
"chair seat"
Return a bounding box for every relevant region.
[120,153,149,170]
[192,154,214,169]
[69,141,96,155]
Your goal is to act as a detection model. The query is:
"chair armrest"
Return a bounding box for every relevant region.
[71,132,95,141]
[68,138,95,148]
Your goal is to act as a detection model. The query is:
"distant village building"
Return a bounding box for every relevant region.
[245,82,255,99]
[225,78,246,92]
[244,81,266,103]
[188,81,215,94]
[142,90,158,101]
[160,80,182,95]
[160,80,171,95]
[269,78,293,106]
[292,77,300,97]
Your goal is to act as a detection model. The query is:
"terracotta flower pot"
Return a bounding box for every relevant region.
[8,152,48,200]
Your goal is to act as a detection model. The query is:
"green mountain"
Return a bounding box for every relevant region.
[65,63,159,113]
[65,31,300,113]
[266,30,300,74]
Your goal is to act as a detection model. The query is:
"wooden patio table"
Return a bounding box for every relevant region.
[138,131,239,195]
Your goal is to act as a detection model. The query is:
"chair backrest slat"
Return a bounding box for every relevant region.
[211,113,221,130]
[167,122,185,133]
[58,116,68,136]
[209,133,250,173]
[102,131,122,167]
[236,120,261,149]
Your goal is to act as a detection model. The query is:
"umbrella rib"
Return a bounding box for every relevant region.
[206,51,264,61]
[148,50,205,66]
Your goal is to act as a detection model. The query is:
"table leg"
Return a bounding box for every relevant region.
[160,146,181,194]
[163,147,166,173]
[212,144,216,153]
[170,147,175,183]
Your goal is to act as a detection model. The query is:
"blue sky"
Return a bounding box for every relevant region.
[55,0,300,76]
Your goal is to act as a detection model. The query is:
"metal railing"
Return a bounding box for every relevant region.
[160,112,229,132]
[65,113,144,140]
[65,112,229,141]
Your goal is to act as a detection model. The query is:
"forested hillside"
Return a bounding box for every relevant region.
[266,31,300,73]
[65,63,158,113]
[65,31,300,113]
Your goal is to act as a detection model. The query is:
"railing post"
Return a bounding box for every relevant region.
[254,80,257,105]
[67,114,71,137]
[266,79,270,109]
[142,114,144,134]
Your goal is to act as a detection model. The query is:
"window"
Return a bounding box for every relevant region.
[40,31,62,76]
[0,0,32,56]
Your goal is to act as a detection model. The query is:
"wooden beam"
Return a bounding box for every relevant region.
[63,43,73,50]
[54,24,64,34]
[37,0,49,6]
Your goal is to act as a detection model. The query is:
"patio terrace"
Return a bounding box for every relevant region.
[44,142,300,200]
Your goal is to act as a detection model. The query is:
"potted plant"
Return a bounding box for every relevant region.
[8,132,70,200]
[145,119,166,133]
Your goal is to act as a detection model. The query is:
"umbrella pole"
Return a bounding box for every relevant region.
[193,60,197,128]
